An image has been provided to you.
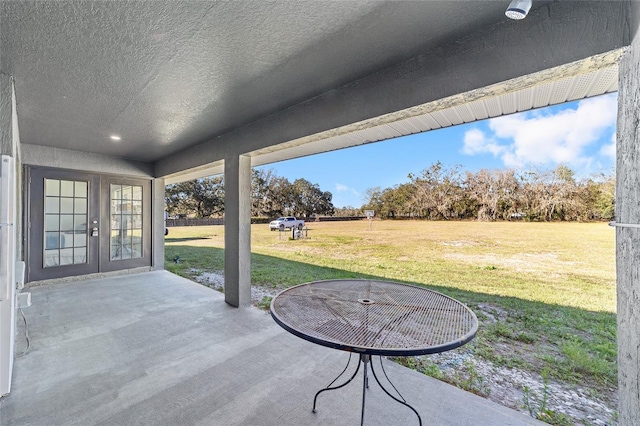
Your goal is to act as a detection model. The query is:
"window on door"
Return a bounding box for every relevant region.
[110,184,143,261]
[43,179,88,267]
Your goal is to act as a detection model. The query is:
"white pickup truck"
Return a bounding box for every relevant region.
[269,216,305,231]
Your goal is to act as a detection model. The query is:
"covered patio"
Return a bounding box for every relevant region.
[2,1,640,424]
[2,271,540,425]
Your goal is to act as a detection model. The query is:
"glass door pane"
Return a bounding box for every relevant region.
[110,184,143,261]
[43,178,88,268]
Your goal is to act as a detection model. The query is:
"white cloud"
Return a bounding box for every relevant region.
[462,93,617,171]
[335,183,359,196]
[600,132,616,159]
[462,128,505,156]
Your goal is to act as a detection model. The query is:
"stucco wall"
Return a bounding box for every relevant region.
[616,3,640,424]
[11,75,23,266]
[0,72,22,262]
[20,140,159,278]
[0,73,11,156]
[21,144,154,178]
[0,70,20,397]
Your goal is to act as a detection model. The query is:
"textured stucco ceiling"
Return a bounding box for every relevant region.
[1,1,515,162]
[0,1,631,178]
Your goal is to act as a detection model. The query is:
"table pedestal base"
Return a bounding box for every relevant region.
[312,354,422,426]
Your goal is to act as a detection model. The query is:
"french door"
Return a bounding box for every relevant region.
[27,167,151,282]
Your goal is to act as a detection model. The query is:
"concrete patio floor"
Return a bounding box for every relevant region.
[0,271,543,425]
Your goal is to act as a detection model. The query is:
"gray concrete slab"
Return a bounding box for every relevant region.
[1,271,543,425]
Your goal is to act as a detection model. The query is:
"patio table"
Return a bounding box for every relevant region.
[270,279,478,426]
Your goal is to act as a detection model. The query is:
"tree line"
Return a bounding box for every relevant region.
[165,162,614,222]
[362,162,615,222]
[165,169,334,218]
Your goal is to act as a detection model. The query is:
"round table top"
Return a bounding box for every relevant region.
[270,279,478,356]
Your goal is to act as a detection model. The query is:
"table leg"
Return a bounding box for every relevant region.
[312,354,361,413]
[313,354,421,426]
[360,354,370,426]
[369,356,422,426]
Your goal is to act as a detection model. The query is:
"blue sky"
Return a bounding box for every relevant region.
[259,93,617,208]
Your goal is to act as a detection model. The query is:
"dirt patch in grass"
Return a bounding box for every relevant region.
[441,240,477,247]
[476,303,509,323]
[398,337,617,426]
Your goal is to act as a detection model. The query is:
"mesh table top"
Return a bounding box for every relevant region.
[271,280,478,356]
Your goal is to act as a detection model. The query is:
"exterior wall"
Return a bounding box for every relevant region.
[1,73,23,261]
[11,78,22,271]
[616,3,640,423]
[21,144,154,178]
[21,144,162,278]
[0,73,12,156]
[0,72,21,396]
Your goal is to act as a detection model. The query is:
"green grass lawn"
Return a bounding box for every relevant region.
[166,220,615,311]
[165,220,617,420]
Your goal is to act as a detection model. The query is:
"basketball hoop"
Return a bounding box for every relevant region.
[364,210,374,230]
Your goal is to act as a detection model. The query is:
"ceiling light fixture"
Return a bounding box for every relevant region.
[110,135,121,141]
[505,0,531,20]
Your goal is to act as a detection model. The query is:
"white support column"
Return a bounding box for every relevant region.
[616,13,640,423]
[152,177,165,271]
[224,154,251,307]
